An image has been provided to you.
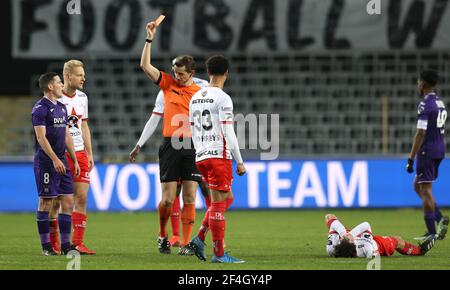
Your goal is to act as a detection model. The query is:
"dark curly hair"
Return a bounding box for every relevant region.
[420,69,439,88]
[334,240,357,258]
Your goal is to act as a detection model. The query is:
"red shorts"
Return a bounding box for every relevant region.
[66,150,91,184]
[373,236,398,256]
[196,158,232,192]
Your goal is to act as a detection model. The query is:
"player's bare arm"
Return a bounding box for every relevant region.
[65,126,80,177]
[408,129,426,160]
[325,214,337,224]
[140,21,161,82]
[406,128,425,173]
[129,145,141,163]
[129,106,163,163]
[34,125,66,175]
[81,121,94,170]
[236,163,246,176]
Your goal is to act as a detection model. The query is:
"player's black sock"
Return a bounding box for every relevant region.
[434,203,443,222]
[37,211,51,249]
[58,214,72,246]
[424,211,437,235]
[61,242,72,254]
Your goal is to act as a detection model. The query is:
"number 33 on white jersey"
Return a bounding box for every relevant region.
[189,87,234,162]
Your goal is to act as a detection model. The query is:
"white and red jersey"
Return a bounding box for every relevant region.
[152,77,208,117]
[59,90,89,151]
[326,219,379,258]
[189,87,234,162]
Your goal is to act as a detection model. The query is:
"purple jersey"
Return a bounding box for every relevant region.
[416,93,447,159]
[32,97,68,164]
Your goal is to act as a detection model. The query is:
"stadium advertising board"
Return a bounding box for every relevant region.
[1,159,449,211]
[12,0,450,58]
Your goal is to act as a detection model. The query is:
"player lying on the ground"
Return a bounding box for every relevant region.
[325,214,437,258]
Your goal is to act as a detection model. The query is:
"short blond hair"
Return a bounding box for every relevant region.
[63,59,84,75]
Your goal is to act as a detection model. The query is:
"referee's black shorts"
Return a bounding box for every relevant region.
[158,137,202,183]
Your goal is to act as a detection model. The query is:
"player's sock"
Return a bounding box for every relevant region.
[37,211,51,250]
[397,242,422,256]
[196,196,228,242]
[170,195,181,237]
[49,219,59,248]
[197,209,210,241]
[226,197,234,209]
[181,203,196,246]
[59,213,72,250]
[424,211,437,235]
[158,202,172,238]
[209,201,227,257]
[72,211,86,246]
[434,203,443,223]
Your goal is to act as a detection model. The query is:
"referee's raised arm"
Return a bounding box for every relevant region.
[140,21,161,83]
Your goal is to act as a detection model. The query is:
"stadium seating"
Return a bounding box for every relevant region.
[12,51,449,162]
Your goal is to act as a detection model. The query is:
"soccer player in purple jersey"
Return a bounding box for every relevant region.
[406,69,449,241]
[32,72,80,256]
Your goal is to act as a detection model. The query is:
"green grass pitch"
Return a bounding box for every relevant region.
[0,209,449,270]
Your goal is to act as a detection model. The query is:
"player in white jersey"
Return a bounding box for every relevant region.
[49,60,96,255]
[325,214,437,258]
[187,55,246,264]
[129,77,211,250]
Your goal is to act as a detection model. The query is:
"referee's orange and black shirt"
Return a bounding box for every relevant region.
[156,71,201,138]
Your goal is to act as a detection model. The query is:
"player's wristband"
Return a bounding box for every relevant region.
[145,38,153,43]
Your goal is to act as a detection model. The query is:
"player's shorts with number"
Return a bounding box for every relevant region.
[158,137,202,183]
[33,159,74,198]
[196,158,233,192]
[66,150,90,183]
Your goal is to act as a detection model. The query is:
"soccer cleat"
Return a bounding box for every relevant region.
[169,235,181,247]
[211,252,245,264]
[178,245,195,256]
[61,244,79,255]
[74,243,96,255]
[414,233,433,242]
[42,248,58,256]
[157,237,171,254]
[419,234,437,255]
[188,236,207,261]
[437,216,449,240]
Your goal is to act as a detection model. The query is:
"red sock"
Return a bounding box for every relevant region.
[181,204,196,246]
[198,209,210,241]
[209,201,227,257]
[397,242,422,255]
[198,198,232,242]
[171,195,181,237]
[158,202,172,238]
[72,212,86,246]
[49,219,59,247]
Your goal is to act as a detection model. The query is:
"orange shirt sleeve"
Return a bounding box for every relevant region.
[157,71,174,90]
